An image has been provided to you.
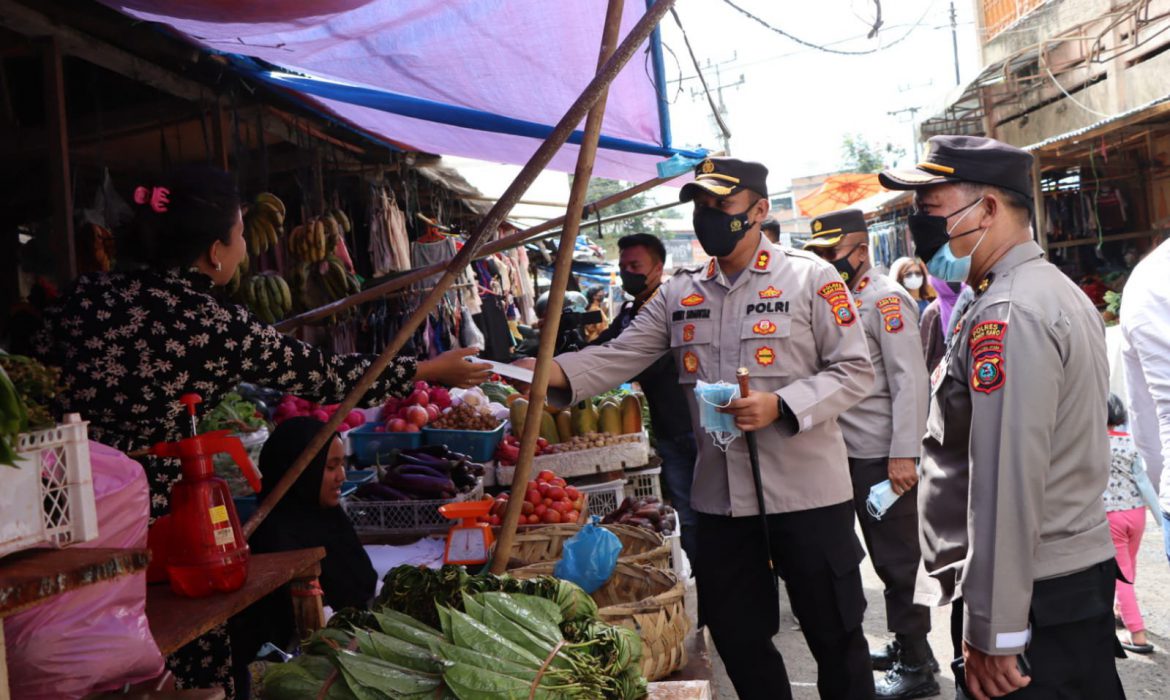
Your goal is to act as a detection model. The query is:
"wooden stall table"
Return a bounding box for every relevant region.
[146,547,326,656]
[0,547,152,700]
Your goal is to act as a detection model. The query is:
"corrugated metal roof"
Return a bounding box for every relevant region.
[1024,94,1170,152]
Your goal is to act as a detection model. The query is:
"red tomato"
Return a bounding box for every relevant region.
[521,501,535,516]
[528,514,542,524]
[565,486,580,500]
[534,504,548,517]
[542,509,562,524]
[551,500,571,514]
[537,470,556,483]
[548,486,566,501]
[537,482,550,496]
[526,489,542,506]
[566,510,580,523]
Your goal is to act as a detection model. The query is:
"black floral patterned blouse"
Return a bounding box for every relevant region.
[33,267,417,698]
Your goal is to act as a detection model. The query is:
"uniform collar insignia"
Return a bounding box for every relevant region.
[703,258,718,281]
[753,250,771,272]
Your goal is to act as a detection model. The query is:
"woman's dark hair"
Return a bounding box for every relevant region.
[257,417,340,511]
[1107,393,1128,427]
[587,286,606,303]
[129,164,241,269]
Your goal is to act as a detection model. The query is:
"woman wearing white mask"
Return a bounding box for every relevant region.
[889,256,936,314]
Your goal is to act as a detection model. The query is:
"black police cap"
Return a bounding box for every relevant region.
[879,135,1034,200]
[679,157,769,202]
[803,208,868,249]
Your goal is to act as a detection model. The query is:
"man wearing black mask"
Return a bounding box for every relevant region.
[592,233,699,565]
[520,157,877,699]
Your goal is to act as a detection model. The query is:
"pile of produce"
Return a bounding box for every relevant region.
[352,445,483,502]
[198,392,267,434]
[237,271,293,324]
[0,355,60,468]
[484,470,586,526]
[378,381,451,433]
[287,210,349,264]
[273,395,367,431]
[286,255,362,323]
[508,394,642,447]
[545,433,642,455]
[493,434,557,464]
[243,192,286,256]
[601,496,676,536]
[264,584,645,699]
[430,403,501,431]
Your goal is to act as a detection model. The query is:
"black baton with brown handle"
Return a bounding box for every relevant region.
[737,367,778,591]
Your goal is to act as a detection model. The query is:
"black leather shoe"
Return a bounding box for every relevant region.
[871,640,900,672]
[875,662,941,700]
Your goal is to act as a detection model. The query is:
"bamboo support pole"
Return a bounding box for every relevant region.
[244,0,677,538]
[273,170,682,332]
[491,0,627,574]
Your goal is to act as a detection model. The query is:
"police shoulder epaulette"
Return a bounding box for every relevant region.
[675,264,705,276]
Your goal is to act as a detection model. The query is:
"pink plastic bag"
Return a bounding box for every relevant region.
[4,441,165,699]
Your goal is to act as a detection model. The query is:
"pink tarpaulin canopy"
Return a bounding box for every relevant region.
[100,0,689,180]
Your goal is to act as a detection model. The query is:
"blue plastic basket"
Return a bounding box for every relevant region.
[348,423,423,466]
[421,423,505,462]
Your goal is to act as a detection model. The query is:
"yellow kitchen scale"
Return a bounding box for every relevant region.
[438,501,495,566]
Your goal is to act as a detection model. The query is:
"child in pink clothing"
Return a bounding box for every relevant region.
[1104,394,1155,654]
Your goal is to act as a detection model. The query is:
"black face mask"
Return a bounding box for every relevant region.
[831,244,862,285]
[906,199,983,264]
[620,269,648,296]
[693,205,751,258]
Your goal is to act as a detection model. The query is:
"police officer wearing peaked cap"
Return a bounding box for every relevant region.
[519,156,879,699]
[881,136,1125,700]
[804,210,937,699]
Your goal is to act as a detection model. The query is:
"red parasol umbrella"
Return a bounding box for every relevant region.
[797,173,884,217]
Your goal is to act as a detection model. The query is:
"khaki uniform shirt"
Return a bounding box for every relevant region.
[838,271,929,460]
[917,241,1115,655]
[553,236,874,516]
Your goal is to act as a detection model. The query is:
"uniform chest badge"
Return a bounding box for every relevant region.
[755,346,776,366]
[817,281,856,327]
[758,286,782,299]
[681,293,705,307]
[752,319,777,335]
[682,323,695,342]
[876,296,904,334]
[754,251,770,270]
[969,320,1008,394]
[856,277,869,292]
[683,351,700,374]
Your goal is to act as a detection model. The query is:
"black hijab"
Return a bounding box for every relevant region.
[249,417,376,611]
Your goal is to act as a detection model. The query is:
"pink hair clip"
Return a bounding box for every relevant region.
[133,185,170,213]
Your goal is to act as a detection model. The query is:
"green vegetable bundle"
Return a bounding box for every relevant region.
[0,364,28,468]
[0,355,58,432]
[198,391,267,434]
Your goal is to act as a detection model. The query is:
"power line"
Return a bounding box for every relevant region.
[670,8,733,151]
[718,0,939,56]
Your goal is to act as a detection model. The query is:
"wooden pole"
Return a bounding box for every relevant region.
[490,0,626,574]
[41,36,76,287]
[273,170,681,332]
[244,0,677,538]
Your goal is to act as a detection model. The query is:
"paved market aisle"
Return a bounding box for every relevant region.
[702,510,1170,699]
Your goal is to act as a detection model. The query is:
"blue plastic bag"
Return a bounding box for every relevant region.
[553,517,622,593]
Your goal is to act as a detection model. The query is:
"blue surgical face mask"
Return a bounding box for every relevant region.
[908,197,988,283]
[865,480,902,520]
[693,380,741,451]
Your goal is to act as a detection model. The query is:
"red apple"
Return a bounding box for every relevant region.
[425,404,441,422]
[551,500,571,514]
[537,470,556,483]
[387,418,408,432]
[404,405,429,427]
[548,486,566,501]
[403,423,420,433]
[542,509,562,524]
[537,482,550,496]
[528,514,542,524]
[565,486,580,500]
[407,389,430,407]
[566,510,580,523]
[526,489,542,506]
[534,504,548,517]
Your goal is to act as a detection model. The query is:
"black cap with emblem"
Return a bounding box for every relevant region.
[803,208,868,249]
[679,157,769,202]
[879,135,1034,199]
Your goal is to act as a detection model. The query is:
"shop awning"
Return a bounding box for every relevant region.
[1024,93,1170,153]
[98,1,703,181]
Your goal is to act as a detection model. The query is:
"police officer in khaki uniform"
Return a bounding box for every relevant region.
[804,210,937,699]
[880,136,1125,700]
[521,157,877,699]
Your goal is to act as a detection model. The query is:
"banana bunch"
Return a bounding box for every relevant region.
[240,271,293,324]
[287,209,350,263]
[244,192,286,256]
[286,255,361,324]
[0,365,28,468]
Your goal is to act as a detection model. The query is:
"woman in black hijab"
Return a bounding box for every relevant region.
[230,417,376,694]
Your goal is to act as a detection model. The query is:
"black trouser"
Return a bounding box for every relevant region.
[696,502,875,700]
[848,456,932,639]
[951,560,1127,699]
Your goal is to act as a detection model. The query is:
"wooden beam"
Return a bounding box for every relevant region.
[40,35,75,285]
[0,0,209,103]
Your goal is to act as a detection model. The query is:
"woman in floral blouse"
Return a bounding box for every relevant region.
[33,165,489,698]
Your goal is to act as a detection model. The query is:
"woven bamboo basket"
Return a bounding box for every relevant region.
[512,562,688,681]
[501,523,670,571]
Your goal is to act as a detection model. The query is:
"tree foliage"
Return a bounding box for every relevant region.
[840,134,905,173]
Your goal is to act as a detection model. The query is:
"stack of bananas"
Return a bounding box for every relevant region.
[240,271,293,324]
[0,365,27,468]
[244,192,286,256]
[287,255,361,323]
[287,209,350,263]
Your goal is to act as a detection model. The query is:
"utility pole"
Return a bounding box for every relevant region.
[949,0,961,86]
[888,106,922,161]
[685,53,743,155]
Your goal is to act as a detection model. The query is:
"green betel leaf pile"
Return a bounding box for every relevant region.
[263,568,647,699]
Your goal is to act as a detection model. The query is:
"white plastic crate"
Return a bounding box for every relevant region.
[574,478,626,518]
[0,414,99,558]
[624,466,663,502]
[343,479,484,535]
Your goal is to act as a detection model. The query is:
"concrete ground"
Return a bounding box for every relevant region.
[700,509,1170,699]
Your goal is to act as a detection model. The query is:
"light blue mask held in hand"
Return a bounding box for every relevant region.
[865,480,902,520]
[694,380,741,452]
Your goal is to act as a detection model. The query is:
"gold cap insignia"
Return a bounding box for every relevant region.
[700,159,716,174]
[813,220,823,232]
